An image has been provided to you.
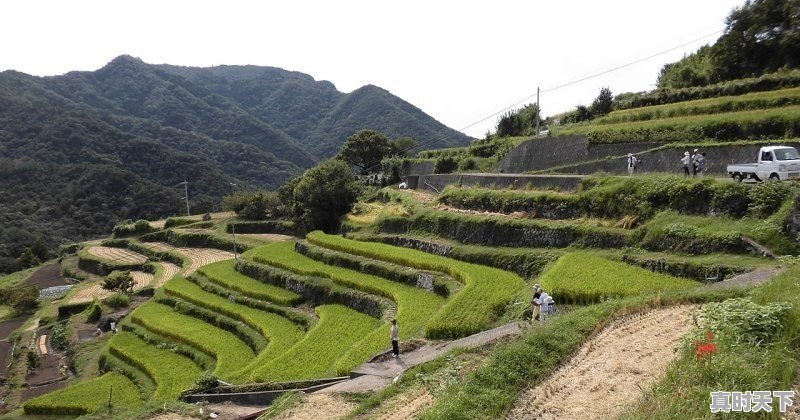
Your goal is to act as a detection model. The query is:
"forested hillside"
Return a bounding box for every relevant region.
[0,55,471,273]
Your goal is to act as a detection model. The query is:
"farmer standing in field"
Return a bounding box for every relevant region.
[531,284,542,321]
[390,319,400,358]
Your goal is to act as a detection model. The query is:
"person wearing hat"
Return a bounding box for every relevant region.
[626,153,638,176]
[691,149,701,177]
[681,151,691,177]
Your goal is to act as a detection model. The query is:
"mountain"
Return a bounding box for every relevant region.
[0,55,472,272]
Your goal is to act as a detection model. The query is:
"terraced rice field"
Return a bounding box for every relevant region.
[86,246,148,264]
[140,242,234,275]
[69,270,153,303]
[152,262,180,288]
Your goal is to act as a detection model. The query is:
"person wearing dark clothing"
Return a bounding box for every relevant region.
[390,319,400,358]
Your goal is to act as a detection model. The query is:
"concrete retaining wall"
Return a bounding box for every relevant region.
[411,173,583,193]
[500,135,800,175]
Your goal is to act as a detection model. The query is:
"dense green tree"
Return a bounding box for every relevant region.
[495,103,542,137]
[337,130,391,174]
[0,286,39,314]
[658,0,800,88]
[389,137,418,157]
[17,248,40,269]
[293,160,360,231]
[590,87,614,117]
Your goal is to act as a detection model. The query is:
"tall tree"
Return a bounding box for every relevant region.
[590,87,614,117]
[337,129,391,174]
[292,160,361,232]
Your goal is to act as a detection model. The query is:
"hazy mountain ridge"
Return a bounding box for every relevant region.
[0,55,470,271]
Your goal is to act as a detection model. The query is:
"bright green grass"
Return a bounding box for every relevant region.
[246,241,445,337]
[163,276,305,382]
[306,232,526,338]
[554,104,800,142]
[108,332,202,401]
[253,305,381,382]
[597,87,800,124]
[23,372,141,416]
[644,210,797,255]
[198,260,301,305]
[539,252,700,304]
[130,302,255,382]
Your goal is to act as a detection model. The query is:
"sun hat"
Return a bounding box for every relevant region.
[627,153,632,157]
[684,151,690,155]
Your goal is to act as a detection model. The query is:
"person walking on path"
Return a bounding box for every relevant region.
[390,319,400,358]
[681,151,691,177]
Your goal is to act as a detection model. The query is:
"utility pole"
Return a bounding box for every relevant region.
[230,183,238,260]
[178,178,190,216]
[536,86,540,137]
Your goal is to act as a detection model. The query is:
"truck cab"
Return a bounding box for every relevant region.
[727,146,800,182]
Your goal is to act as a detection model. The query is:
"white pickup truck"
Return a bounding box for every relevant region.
[727,146,800,182]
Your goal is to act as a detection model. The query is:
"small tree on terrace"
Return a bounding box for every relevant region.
[337,129,390,174]
[293,159,361,232]
[590,87,614,117]
[102,271,135,295]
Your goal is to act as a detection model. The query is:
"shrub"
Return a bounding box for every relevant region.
[103,293,130,308]
[163,217,197,229]
[85,301,102,322]
[434,156,458,174]
[102,271,135,295]
[112,219,156,238]
[50,322,69,350]
[26,350,39,371]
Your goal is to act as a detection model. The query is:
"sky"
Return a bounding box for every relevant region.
[1,0,747,141]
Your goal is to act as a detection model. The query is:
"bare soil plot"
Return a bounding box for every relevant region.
[23,263,68,289]
[87,246,148,264]
[0,317,27,340]
[272,394,356,420]
[507,306,696,420]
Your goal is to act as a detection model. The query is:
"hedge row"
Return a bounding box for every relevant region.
[557,105,800,144]
[23,372,141,416]
[248,241,445,339]
[615,70,800,110]
[307,232,526,338]
[440,176,795,220]
[163,217,198,229]
[254,305,380,382]
[226,220,301,236]
[377,209,631,249]
[130,302,255,382]
[599,87,800,124]
[198,260,301,305]
[111,219,156,238]
[235,259,384,319]
[295,241,450,297]
[163,277,306,382]
[539,253,699,304]
[140,229,249,253]
[108,332,202,401]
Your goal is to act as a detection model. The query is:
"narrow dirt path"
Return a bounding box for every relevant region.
[507,305,696,420]
[272,393,356,420]
[701,267,782,290]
